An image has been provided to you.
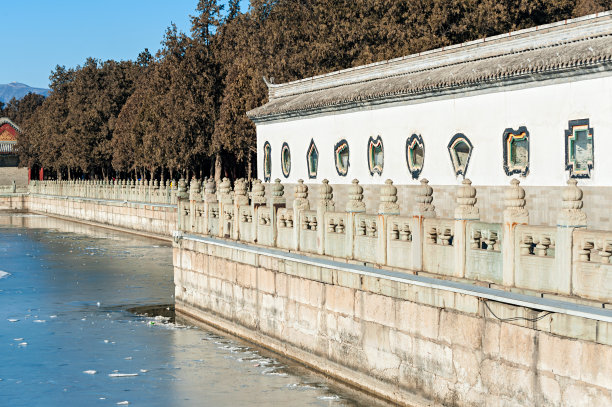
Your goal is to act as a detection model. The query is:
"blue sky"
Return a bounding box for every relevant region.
[2,1,248,89]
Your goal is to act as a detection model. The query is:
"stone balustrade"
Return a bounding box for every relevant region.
[29,179,179,205]
[174,177,610,304]
[28,176,610,304]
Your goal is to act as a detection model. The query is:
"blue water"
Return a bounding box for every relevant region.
[0,214,383,407]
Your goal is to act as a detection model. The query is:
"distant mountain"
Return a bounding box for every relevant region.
[0,82,50,103]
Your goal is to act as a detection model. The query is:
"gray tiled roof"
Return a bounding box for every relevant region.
[248,12,612,122]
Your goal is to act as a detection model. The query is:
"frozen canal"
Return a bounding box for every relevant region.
[0,213,388,407]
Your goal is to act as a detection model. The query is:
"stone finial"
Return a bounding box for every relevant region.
[269,179,286,205]
[503,179,528,220]
[203,177,217,203]
[234,178,249,205]
[177,178,188,199]
[454,179,479,220]
[378,179,400,215]
[346,179,366,213]
[218,177,233,204]
[189,178,201,201]
[557,179,587,227]
[414,178,436,217]
[293,179,309,210]
[318,179,335,211]
[251,179,266,205]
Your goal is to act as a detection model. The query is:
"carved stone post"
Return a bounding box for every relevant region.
[189,179,202,233]
[233,178,249,240]
[346,179,366,259]
[203,177,217,235]
[556,179,587,295]
[268,179,286,247]
[293,180,309,250]
[177,178,188,231]
[502,179,529,286]
[411,179,436,271]
[377,179,400,265]
[315,180,334,254]
[454,179,479,278]
[218,177,233,238]
[251,179,266,242]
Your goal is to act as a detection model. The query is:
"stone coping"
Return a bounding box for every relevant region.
[178,232,612,323]
[29,193,177,209]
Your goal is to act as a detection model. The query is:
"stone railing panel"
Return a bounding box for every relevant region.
[324,211,348,258]
[256,206,273,246]
[572,229,612,302]
[208,202,220,236]
[298,210,319,254]
[238,206,255,243]
[514,225,558,293]
[465,221,503,284]
[386,215,414,269]
[277,207,295,250]
[353,213,381,264]
[422,218,455,276]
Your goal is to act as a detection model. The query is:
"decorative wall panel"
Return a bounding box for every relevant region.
[565,119,594,178]
[447,133,473,177]
[263,141,271,182]
[503,126,529,176]
[306,139,318,179]
[405,134,425,179]
[281,142,291,178]
[334,139,350,176]
[367,136,384,176]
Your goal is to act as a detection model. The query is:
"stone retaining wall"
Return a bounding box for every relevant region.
[0,194,176,238]
[174,237,612,407]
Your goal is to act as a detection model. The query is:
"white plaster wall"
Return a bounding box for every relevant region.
[256,74,612,187]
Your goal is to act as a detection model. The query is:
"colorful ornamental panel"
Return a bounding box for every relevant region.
[565,119,594,178]
[367,136,384,176]
[405,134,425,180]
[281,142,291,178]
[263,141,272,182]
[503,126,529,177]
[447,133,473,178]
[306,139,318,179]
[334,139,350,176]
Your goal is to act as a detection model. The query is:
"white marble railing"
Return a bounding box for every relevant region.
[29,179,178,205]
[24,176,610,304]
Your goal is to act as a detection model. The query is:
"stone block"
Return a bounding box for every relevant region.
[597,320,612,346]
[257,255,279,272]
[537,332,581,381]
[236,263,257,289]
[257,268,276,295]
[362,321,391,352]
[396,300,440,341]
[411,337,455,380]
[275,272,289,298]
[336,269,361,290]
[537,375,561,407]
[359,292,396,328]
[538,313,597,342]
[481,359,534,403]
[580,339,612,389]
[363,345,401,382]
[561,383,612,407]
[482,320,500,357]
[325,285,355,317]
[452,347,480,386]
[499,323,535,367]
[388,329,413,361]
[439,310,483,350]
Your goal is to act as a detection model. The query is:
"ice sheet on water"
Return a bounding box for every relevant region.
[33,319,45,323]
[108,373,138,377]
[0,270,10,279]
[8,319,18,322]
[83,370,97,375]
